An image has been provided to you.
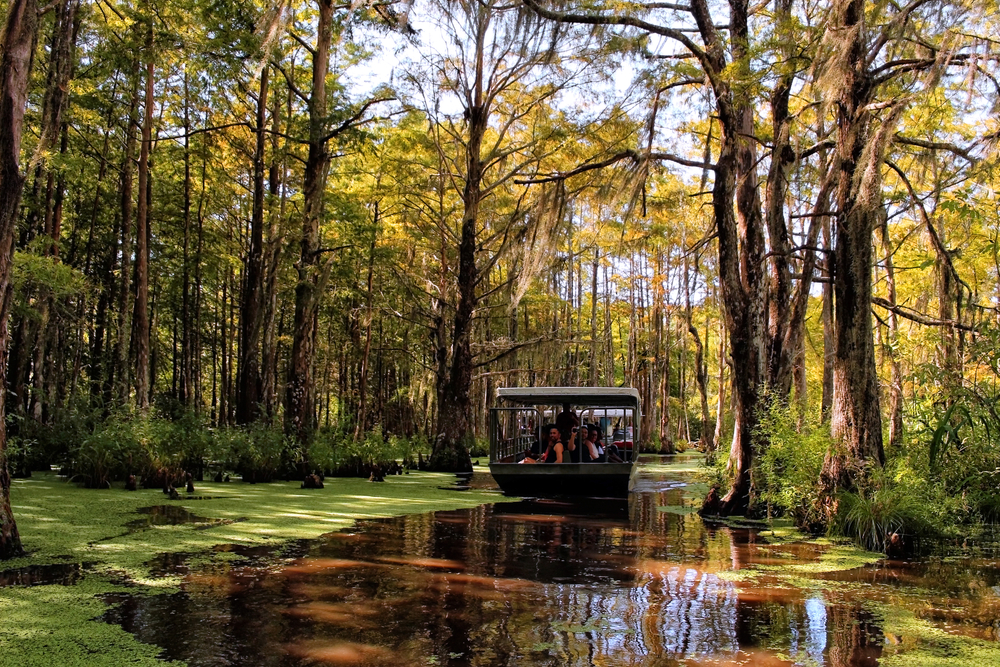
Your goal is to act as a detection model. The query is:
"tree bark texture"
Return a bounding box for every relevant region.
[237,66,269,424]
[695,0,767,516]
[822,0,885,491]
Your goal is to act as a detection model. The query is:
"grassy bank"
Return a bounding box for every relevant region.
[1,469,511,666]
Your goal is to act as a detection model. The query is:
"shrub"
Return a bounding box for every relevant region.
[153,410,212,480]
[7,435,33,478]
[215,423,290,483]
[308,426,430,476]
[467,436,488,459]
[751,401,829,526]
[72,413,146,488]
[14,402,101,473]
[833,470,934,552]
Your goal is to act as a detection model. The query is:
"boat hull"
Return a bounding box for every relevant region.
[488,462,635,498]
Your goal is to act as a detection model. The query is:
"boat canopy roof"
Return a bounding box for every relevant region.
[497,386,640,410]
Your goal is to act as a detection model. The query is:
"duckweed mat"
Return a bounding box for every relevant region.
[1,469,512,666]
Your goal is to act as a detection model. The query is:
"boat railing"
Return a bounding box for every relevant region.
[489,408,538,463]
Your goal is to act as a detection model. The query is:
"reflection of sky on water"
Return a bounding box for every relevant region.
[806,596,829,662]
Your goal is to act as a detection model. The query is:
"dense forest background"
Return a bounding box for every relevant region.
[0,0,999,556]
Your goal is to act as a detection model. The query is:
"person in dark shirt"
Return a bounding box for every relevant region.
[555,403,579,461]
[537,424,565,463]
[522,424,564,463]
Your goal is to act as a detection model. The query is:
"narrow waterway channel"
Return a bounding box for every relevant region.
[100,456,1000,666]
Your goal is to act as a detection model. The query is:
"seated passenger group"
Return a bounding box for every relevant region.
[522,421,623,464]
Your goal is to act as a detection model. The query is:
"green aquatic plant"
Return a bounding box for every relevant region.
[0,579,184,667]
[833,477,933,552]
[877,603,1000,667]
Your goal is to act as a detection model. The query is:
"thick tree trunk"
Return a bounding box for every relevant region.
[431,103,481,471]
[0,0,38,559]
[694,0,767,517]
[821,0,885,493]
[763,0,796,397]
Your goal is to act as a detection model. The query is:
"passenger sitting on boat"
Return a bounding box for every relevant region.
[556,403,579,454]
[521,424,565,464]
[600,428,625,463]
[581,424,604,463]
[537,424,565,463]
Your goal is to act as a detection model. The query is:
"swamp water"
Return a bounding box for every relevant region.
[96,458,1000,666]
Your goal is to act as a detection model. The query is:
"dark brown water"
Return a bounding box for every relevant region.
[99,457,1000,666]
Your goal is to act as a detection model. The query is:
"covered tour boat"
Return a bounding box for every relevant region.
[488,387,640,497]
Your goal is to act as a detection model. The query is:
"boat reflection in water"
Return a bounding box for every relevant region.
[101,459,999,666]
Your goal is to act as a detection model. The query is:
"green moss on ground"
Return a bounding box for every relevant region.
[1,471,514,666]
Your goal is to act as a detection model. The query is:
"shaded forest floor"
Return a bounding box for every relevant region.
[0,468,512,666]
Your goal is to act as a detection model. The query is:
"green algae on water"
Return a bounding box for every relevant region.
[876,604,1000,667]
[5,471,509,581]
[1,471,516,667]
[0,578,184,667]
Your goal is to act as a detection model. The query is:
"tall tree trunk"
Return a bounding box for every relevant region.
[180,71,194,407]
[0,0,38,560]
[261,87,284,420]
[821,215,834,422]
[430,6,493,473]
[286,0,334,448]
[133,22,153,411]
[28,0,78,423]
[431,98,481,470]
[763,0,797,398]
[114,60,140,403]
[590,247,599,386]
[237,66,269,424]
[695,0,767,517]
[880,218,903,450]
[711,321,726,460]
[685,251,711,449]
[355,214,378,438]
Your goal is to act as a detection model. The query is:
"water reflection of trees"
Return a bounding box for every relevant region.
[100,479,909,666]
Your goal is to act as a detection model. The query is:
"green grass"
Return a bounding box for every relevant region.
[0,470,515,665]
